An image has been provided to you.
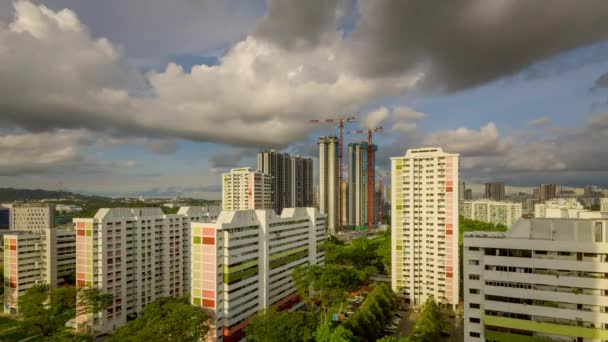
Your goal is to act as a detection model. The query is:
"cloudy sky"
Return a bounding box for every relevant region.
[1,0,608,198]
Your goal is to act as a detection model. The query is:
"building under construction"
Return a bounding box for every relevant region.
[348,141,378,229]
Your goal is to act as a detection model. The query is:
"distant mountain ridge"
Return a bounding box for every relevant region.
[0,188,104,202]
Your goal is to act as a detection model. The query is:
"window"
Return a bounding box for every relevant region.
[469,274,480,280]
[469,289,480,294]
[468,260,479,266]
[468,247,479,251]
[469,332,480,337]
[469,303,480,309]
[469,317,480,323]
[558,252,571,256]
[595,222,603,242]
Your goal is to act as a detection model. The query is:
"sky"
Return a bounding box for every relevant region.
[1,0,608,199]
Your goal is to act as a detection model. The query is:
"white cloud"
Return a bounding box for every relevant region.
[391,106,426,121]
[360,105,426,136]
[0,129,139,175]
[424,122,511,156]
[361,107,389,129]
[392,122,417,134]
[527,116,550,126]
[0,1,423,148]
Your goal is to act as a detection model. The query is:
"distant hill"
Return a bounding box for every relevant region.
[0,188,101,202]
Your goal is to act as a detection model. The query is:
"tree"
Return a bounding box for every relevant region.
[47,330,94,342]
[76,287,113,317]
[343,284,398,341]
[246,308,316,342]
[292,264,366,324]
[325,235,391,276]
[409,296,449,342]
[375,236,391,275]
[108,296,209,342]
[19,284,77,337]
[315,324,355,342]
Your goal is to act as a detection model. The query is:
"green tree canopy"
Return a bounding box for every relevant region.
[343,284,398,341]
[18,284,77,337]
[325,235,391,275]
[246,308,316,342]
[409,296,449,342]
[76,287,113,317]
[292,264,367,323]
[314,324,355,342]
[108,296,210,342]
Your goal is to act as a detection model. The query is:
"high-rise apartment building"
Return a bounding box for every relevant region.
[538,184,557,201]
[257,151,313,214]
[317,136,339,234]
[391,147,460,307]
[583,184,601,198]
[289,154,314,208]
[464,218,608,341]
[190,208,325,342]
[375,183,382,225]
[0,207,9,230]
[222,167,272,211]
[341,181,348,226]
[70,207,216,334]
[459,182,466,201]
[4,227,76,314]
[257,150,290,213]
[465,189,473,200]
[348,142,377,229]
[10,203,55,232]
[484,182,505,202]
[461,200,522,228]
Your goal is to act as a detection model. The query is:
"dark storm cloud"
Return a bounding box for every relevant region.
[254,0,346,49]
[348,0,608,91]
[30,0,264,65]
[209,148,258,169]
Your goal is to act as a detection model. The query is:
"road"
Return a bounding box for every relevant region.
[395,311,418,338]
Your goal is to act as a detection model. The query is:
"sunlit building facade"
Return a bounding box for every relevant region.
[190,208,325,342]
[391,147,460,307]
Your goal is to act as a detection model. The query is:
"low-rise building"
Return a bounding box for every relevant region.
[534,198,585,218]
[601,198,608,212]
[190,208,326,342]
[56,204,83,213]
[460,200,522,228]
[464,218,608,341]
